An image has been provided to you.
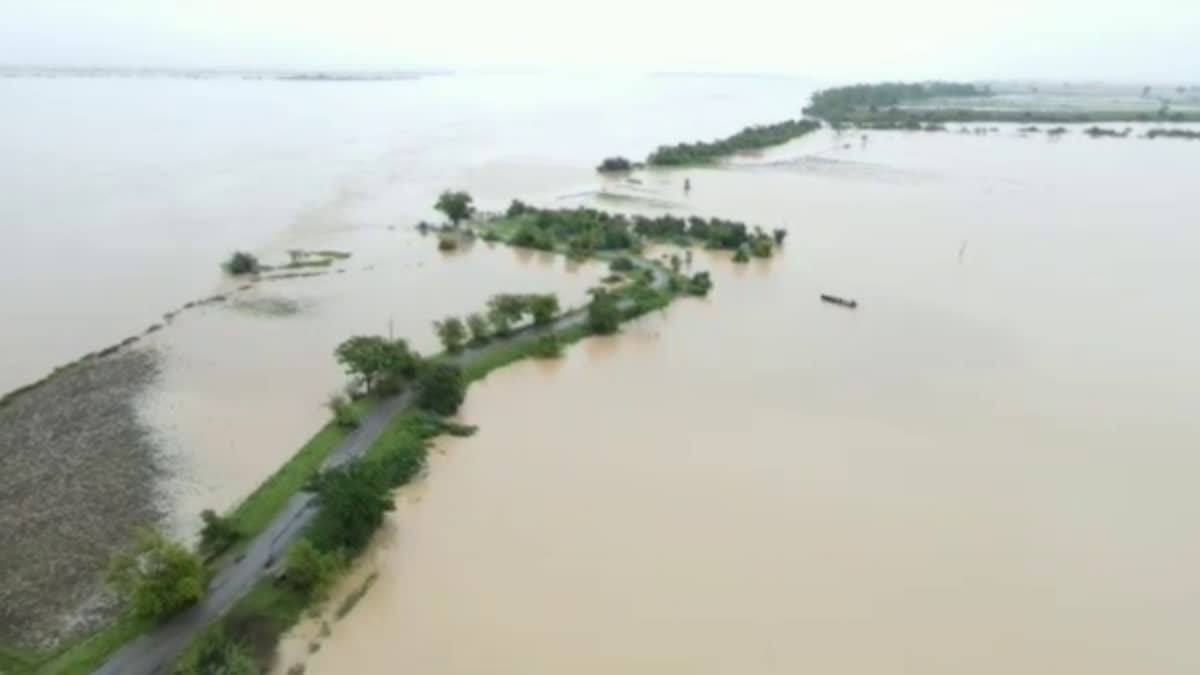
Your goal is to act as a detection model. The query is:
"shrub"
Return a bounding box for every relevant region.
[530,334,563,358]
[223,251,260,276]
[686,271,713,297]
[437,235,458,251]
[283,538,342,597]
[199,509,240,556]
[750,237,773,258]
[107,530,208,620]
[433,316,467,352]
[327,394,360,429]
[307,463,394,555]
[466,312,490,344]
[609,256,635,272]
[596,156,633,173]
[416,362,466,415]
[733,246,751,263]
[586,289,621,334]
[527,294,559,325]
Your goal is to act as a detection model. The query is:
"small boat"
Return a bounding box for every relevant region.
[820,294,858,309]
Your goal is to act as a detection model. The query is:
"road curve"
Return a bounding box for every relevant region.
[94,261,668,675]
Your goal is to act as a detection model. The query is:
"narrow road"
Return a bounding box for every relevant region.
[94,262,667,675]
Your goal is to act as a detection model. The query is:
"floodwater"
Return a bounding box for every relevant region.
[0,72,810,539]
[277,126,1200,675]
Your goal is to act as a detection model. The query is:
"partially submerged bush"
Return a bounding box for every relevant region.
[223,251,260,276]
[529,334,563,359]
[596,156,633,173]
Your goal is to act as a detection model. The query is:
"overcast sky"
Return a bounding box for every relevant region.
[2,0,1197,81]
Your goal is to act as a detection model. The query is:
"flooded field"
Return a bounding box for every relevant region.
[276,126,1200,675]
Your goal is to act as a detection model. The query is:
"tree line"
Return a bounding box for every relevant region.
[804,81,989,120]
[646,118,821,166]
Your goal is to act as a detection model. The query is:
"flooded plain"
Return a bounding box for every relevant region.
[277,127,1200,675]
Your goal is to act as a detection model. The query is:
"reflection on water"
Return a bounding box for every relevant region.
[278,128,1200,675]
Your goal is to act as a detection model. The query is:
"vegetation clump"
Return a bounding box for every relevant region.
[646,118,820,165]
[327,393,360,428]
[596,156,634,173]
[223,251,261,276]
[415,362,466,415]
[1146,128,1200,140]
[586,289,622,334]
[107,530,208,620]
[198,509,240,557]
[434,190,475,226]
[1085,126,1132,138]
[333,336,420,395]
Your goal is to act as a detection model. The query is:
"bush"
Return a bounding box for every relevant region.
[529,334,563,358]
[174,624,257,675]
[527,294,559,325]
[596,156,633,173]
[437,235,458,251]
[327,394,360,429]
[434,316,467,352]
[199,509,240,556]
[283,539,342,597]
[750,237,773,258]
[686,271,714,297]
[107,530,208,620]
[609,256,635,272]
[307,463,394,556]
[223,251,260,276]
[466,312,490,344]
[586,289,621,334]
[416,362,466,415]
[733,246,750,263]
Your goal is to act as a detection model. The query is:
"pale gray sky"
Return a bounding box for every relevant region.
[2,0,1198,80]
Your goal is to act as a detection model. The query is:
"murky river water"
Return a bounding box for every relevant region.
[275,126,1200,675]
[5,73,1200,670]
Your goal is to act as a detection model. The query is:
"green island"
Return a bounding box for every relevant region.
[646,118,820,166]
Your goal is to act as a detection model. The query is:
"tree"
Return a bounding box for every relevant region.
[434,317,467,352]
[308,463,395,555]
[466,312,490,344]
[222,251,260,276]
[669,254,682,274]
[586,289,621,334]
[416,362,466,415]
[284,538,342,596]
[198,509,239,556]
[435,190,475,226]
[486,294,527,336]
[334,336,419,394]
[107,530,207,620]
[772,228,788,245]
[686,271,713,297]
[527,294,559,326]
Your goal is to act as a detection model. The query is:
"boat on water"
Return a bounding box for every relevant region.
[820,294,858,309]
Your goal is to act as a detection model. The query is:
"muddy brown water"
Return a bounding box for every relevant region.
[274,127,1200,675]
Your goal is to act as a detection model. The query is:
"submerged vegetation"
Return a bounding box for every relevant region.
[647,118,820,166]
[596,156,635,173]
[223,251,261,276]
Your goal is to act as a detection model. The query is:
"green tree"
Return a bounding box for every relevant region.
[434,316,467,352]
[198,509,239,556]
[609,256,635,272]
[308,463,395,555]
[435,190,475,226]
[222,251,260,276]
[772,228,788,245]
[527,294,560,325]
[416,362,466,415]
[486,294,528,336]
[586,289,621,334]
[334,336,419,394]
[107,530,207,620]
[466,312,490,344]
[284,538,342,596]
